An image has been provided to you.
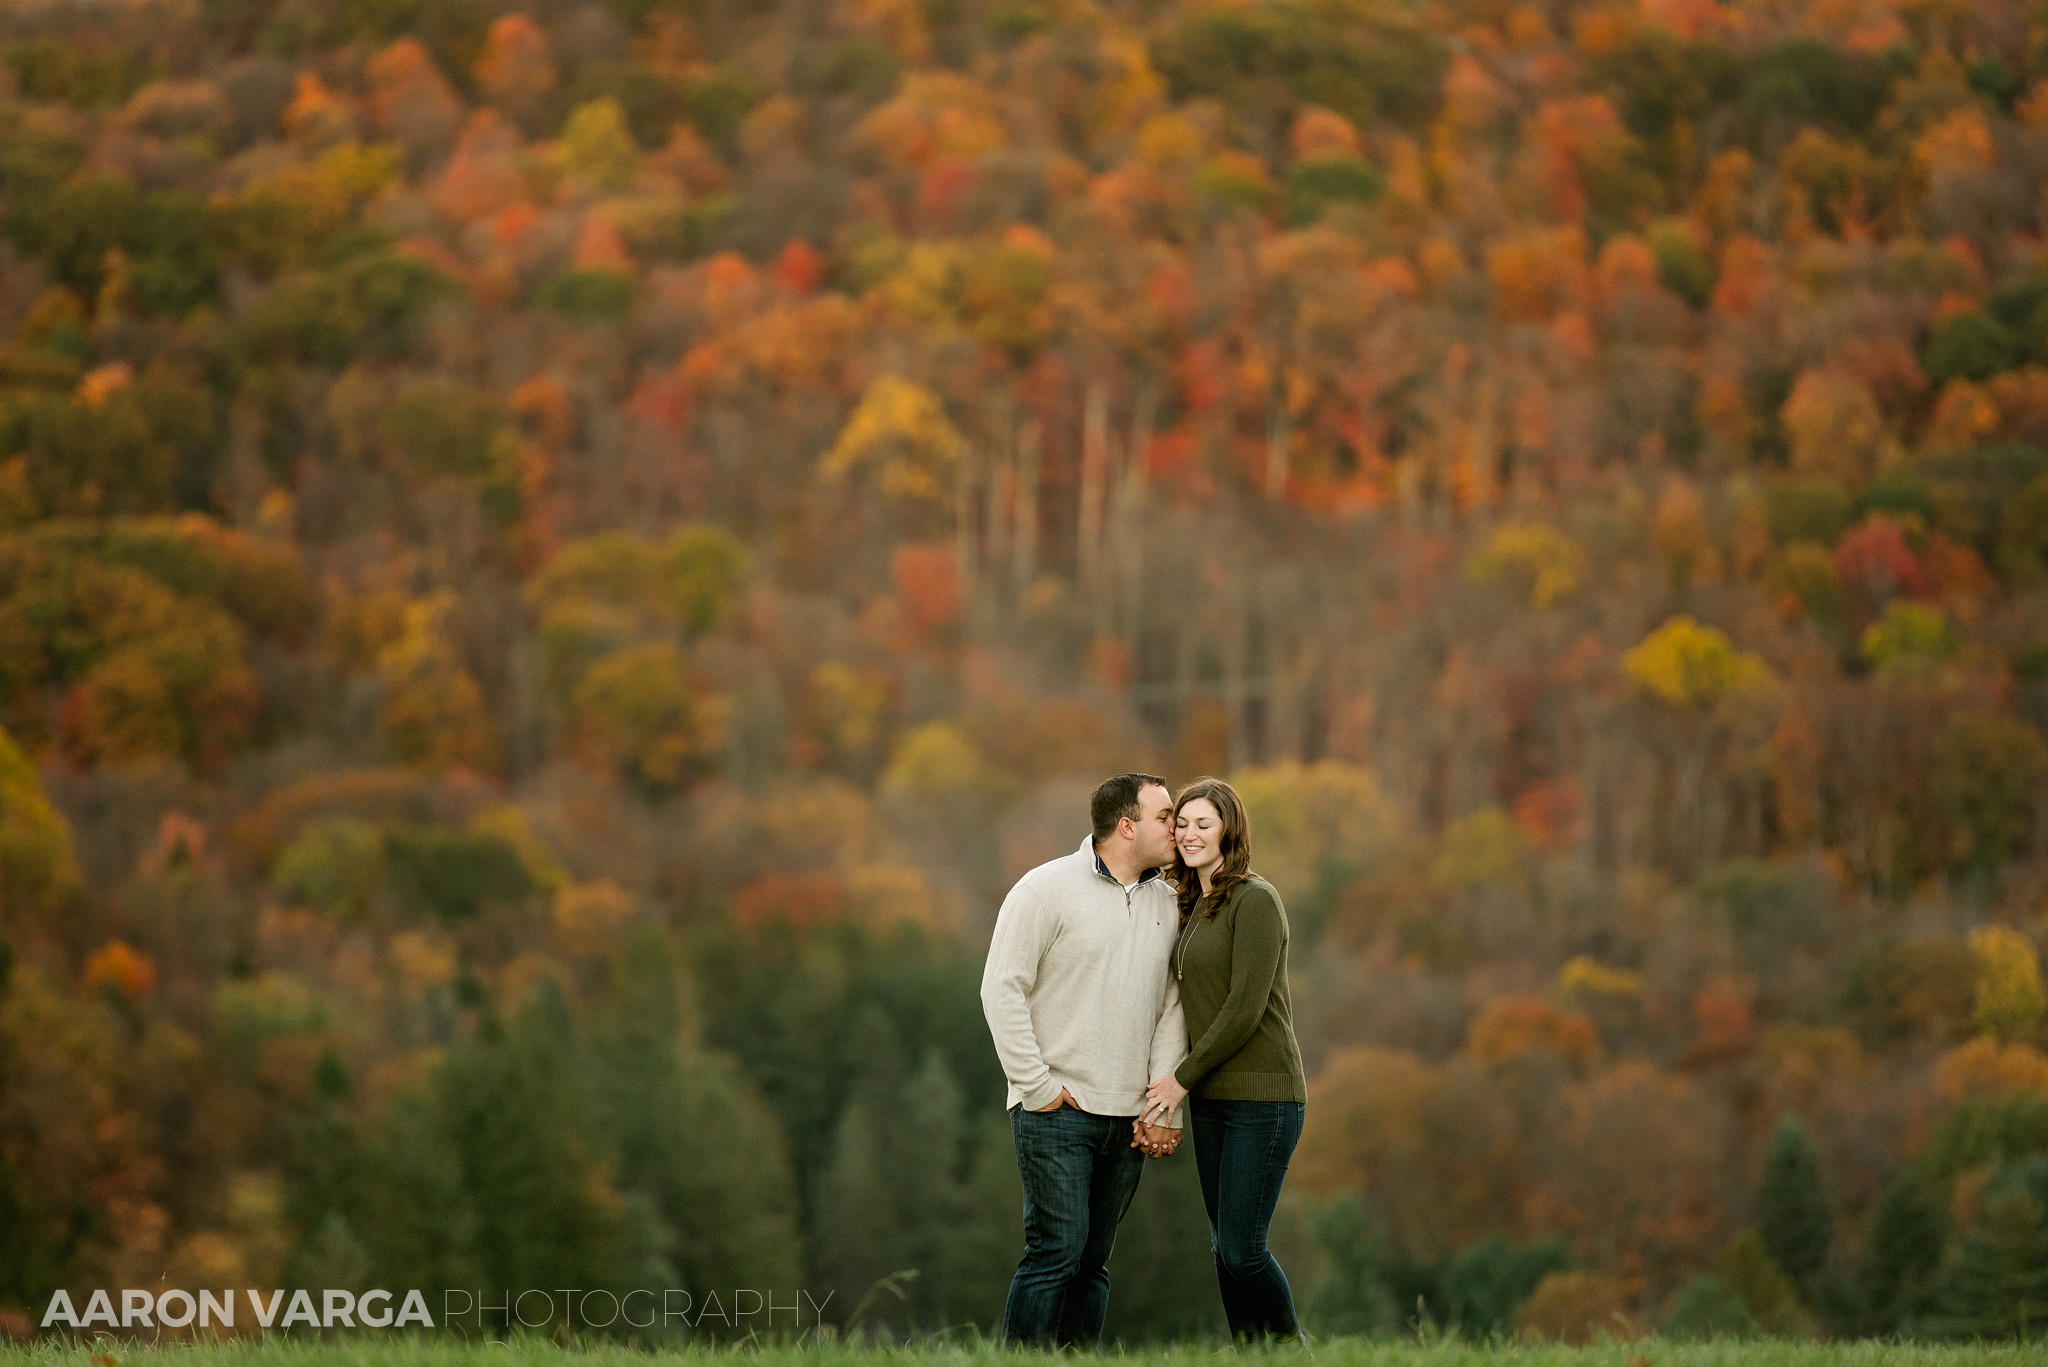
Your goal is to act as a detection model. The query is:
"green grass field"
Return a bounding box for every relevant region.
[0,1339,2043,1367]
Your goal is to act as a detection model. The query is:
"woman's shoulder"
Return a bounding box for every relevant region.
[1233,874,1284,913]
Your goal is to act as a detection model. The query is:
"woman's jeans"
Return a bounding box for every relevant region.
[1189,1097,1306,1341]
[1001,1103,1146,1349]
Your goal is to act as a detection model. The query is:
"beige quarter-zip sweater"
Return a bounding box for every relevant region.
[980,835,1189,1126]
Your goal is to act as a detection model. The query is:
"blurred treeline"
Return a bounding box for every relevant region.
[6,0,2048,1347]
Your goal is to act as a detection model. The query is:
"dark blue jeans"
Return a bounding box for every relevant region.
[1189,1097,1305,1341]
[1002,1102,1146,1349]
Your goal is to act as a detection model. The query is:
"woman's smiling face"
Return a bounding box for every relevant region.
[1175,796,1223,871]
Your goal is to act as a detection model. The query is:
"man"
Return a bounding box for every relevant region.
[980,773,1189,1350]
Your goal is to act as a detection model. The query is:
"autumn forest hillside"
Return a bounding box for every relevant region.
[7,0,2048,1347]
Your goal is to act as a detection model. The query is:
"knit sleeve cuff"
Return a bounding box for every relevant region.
[1019,1077,1064,1111]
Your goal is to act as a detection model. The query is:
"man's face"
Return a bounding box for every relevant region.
[1128,783,1176,868]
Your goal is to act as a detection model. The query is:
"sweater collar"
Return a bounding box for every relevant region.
[1084,835,1162,888]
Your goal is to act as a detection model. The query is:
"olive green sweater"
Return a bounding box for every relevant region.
[1169,873,1307,1102]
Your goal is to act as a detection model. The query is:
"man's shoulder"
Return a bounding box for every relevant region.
[1013,846,1092,895]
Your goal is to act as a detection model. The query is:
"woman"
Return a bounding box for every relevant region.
[1141,776,1308,1344]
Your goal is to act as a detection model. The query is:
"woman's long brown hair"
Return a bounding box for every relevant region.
[1170,777,1253,922]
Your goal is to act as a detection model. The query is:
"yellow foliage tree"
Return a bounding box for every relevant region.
[1432,805,1533,888]
[376,590,499,771]
[1934,1036,2048,1101]
[1970,925,2046,1043]
[1465,522,1587,606]
[525,526,749,697]
[570,641,719,792]
[552,878,636,945]
[1622,615,1773,710]
[0,723,78,919]
[844,863,953,932]
[1466,994,1604,1068]
[821,375,964,500]
[555,98,640,190]
[1558,955,1643,1000]
[877,241,967,325]
[808,660,890,760]
[1231,760,1405,908]
[880,721,998,805]
[1860,601,1956,678]
[470,804,570,893]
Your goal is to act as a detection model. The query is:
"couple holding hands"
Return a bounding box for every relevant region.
[980,773,1308,1350]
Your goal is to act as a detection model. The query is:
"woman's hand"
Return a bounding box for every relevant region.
[1131,1119,1180,1157]
[1141,1073,1187,1126]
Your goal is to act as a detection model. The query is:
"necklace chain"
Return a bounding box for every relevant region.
[1174,909,1201,979]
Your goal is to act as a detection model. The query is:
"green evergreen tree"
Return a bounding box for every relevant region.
[1757,1112,1834,1294]
[351,1087,486,1294]
[949,1110,1024,1331]
[813,1094,906,1332]
[1661,1272,1761,1339]
[285,1210,373,1294]
[1100,1139,1223,1343]
[664,1055,806,1296]
[589,926,803,1302]
[0,1149,69,1315]
[1440,1233,1574,1337]
[1852,1168,1947,1335]
[1714,1228,1813,1336]
[279,1049,366,1292]
[1917,1093,2048,1185]
[894,1048,969,1328]
[1917,1172,2048,1341]
[436,976,661,1326]
[1303,1194,1401,1337]
[811,1004,913,1333]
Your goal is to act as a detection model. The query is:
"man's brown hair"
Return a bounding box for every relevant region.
[1091,773,1168,842]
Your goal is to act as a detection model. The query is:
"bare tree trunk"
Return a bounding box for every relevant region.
[1265,324,1292,502]
[1462,374,1498,513]
[1274,633,1316,765]
[508,632,543,782]
[1174,614,1198,766]
[1012,418,1041,597]
[1584,700,1618,873]
[225,400,269,533]
[1114,382,1158,643]
[1078,379,1110,592]
[1253,393,1286,506]
[1225,572,1250,772]
[955,438,977,610]
[1674,728,1714,877]
[984,391,1013,596]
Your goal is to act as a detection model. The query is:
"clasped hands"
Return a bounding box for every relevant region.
[1130,1117,1179,1157]
[1131,1071,1191,1158]
[1030,1083,1186,1158]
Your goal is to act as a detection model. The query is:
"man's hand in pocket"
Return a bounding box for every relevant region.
[1030,1088,1075,1112]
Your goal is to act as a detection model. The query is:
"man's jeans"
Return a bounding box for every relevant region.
[1189,1097,1306,1341]
[1002,1102,1146,1349]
